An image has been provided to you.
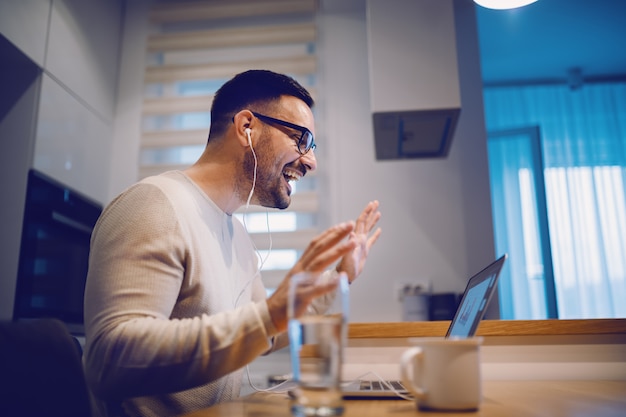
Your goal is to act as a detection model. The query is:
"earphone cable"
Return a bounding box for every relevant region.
[245,134,258,210]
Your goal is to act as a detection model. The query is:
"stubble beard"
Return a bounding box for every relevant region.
[241,141,291,210]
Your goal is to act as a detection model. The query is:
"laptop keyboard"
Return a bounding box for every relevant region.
[359,380,406,392]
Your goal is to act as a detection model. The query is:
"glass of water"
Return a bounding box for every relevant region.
[288,272,349,417]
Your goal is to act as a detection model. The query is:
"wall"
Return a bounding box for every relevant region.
[0,0,123,320]
[108,0,151,199]
[318,0,495,322]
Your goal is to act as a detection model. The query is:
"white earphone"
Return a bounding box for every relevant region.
[245,127,257,209]
[245,128,252,146]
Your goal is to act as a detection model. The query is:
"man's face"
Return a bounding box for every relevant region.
[244,96,317,210]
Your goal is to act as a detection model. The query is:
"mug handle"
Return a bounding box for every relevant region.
[400,347,426,399]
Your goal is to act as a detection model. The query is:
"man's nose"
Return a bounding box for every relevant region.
[300,149,317,172]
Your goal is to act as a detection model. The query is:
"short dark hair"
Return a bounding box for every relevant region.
[208,69,314,140]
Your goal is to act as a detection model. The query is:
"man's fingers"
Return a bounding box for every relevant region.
[298,221,355,269]
[356,200,381,234]
[302,240,356,272]
[290,273,342,319]
[367,227,382,250]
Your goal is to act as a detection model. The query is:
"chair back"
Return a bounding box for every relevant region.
[0,318,91,417]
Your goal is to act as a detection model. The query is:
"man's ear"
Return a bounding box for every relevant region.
[232,110,254,148]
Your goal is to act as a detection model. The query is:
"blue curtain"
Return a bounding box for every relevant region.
[484,82,626,319]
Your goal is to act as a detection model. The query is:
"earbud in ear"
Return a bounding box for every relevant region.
[245,128,252,146]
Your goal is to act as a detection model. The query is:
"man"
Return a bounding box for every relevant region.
[83,70,381,417]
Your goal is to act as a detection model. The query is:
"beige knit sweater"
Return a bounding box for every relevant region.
[83,171,293,417]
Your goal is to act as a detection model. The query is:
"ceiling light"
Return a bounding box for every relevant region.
[474,0,538,10]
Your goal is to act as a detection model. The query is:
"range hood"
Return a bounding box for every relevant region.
[367,0,461,160]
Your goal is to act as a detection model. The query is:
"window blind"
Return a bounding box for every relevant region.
[140,0,320,288]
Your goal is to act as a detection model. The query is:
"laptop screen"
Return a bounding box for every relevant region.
[446,254,507,338]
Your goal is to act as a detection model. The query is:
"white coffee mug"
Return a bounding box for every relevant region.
[400,337,483,411]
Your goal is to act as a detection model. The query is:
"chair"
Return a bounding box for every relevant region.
[0,318,92,417]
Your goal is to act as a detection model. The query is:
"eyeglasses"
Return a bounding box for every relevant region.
[252,112,316,155]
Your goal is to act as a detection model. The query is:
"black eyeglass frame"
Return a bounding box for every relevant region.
[251,112,316,155]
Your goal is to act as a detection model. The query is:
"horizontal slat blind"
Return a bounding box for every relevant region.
[149,0,316,23]
[249,229,318,251]
[140,0,320,288]
[147,22,316,52]
[142,129,207,148]
[145,55,316,84]
[143,95,214,115]
[142,88,316,116]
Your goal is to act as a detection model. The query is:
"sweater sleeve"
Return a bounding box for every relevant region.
[83,183,278,401]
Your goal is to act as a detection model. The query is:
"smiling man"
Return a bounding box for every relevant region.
[83,70,382,417]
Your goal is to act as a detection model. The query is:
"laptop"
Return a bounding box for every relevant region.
[341,254,508,398]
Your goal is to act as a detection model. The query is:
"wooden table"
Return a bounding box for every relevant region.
[183,380,626,417]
